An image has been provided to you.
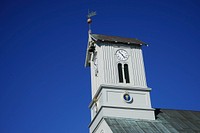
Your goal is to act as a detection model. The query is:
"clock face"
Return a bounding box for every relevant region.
[116,49,129,61]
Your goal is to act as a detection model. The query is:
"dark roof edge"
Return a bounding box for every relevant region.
[90,33,149,46]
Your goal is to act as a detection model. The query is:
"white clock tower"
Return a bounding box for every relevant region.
[85,33,155,133]
[85,12,156,131]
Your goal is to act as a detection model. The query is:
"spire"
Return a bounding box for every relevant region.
[87,10,96,34]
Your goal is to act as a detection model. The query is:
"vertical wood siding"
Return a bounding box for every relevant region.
[98,44,147,88]
[102,44,118,84]
[130,46,147,87]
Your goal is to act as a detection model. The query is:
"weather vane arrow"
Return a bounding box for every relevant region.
[87,10,96,18]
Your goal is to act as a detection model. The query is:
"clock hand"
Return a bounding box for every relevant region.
[119,51,125,58]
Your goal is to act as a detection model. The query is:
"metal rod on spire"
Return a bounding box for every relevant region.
[87,10,96,34]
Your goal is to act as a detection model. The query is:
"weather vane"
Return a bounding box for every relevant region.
[87,10,96,33]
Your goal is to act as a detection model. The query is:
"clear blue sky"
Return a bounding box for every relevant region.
[0,0,200,132]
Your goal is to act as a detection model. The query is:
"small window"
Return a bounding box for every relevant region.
[124,64,130,83]
[118,63,123,83]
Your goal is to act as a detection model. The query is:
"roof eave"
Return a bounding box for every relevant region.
[90,34,148,46]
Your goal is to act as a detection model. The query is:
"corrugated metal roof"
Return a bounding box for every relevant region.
[91,34,147,45]
[105,109,200,133]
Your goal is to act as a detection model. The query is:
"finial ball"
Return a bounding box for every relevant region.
[87,18,92,24]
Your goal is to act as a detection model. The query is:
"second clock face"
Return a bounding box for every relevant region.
[116,49,129,61]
